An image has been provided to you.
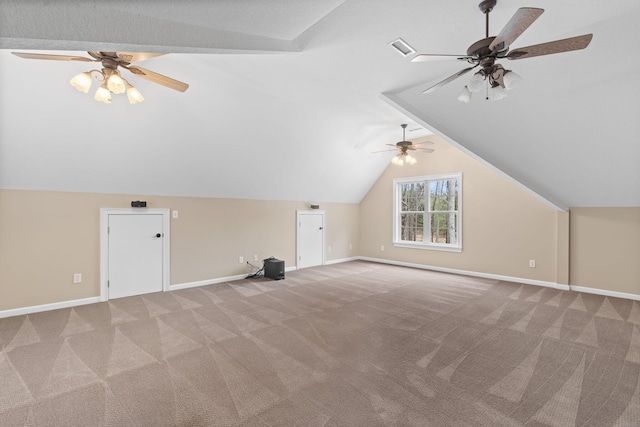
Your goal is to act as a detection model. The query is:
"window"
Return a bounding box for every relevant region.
[393,173,462,252]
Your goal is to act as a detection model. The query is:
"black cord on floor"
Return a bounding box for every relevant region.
[246,257,276,279]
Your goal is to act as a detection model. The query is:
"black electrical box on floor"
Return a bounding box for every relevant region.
[264,259,285,280]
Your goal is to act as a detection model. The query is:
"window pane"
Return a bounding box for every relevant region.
[401,182,425,212]
[400,213,423,242]
[428,212,457,244]
[429,179,458,212]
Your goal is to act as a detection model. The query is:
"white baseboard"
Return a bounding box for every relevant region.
[170,274,249,291]
[357,256,570,291]
[326,257,359,265]
[0,296,102,319]
[172,265,298,291]
[570,285,640,301]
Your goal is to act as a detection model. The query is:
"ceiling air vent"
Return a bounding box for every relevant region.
[389,38,416,57]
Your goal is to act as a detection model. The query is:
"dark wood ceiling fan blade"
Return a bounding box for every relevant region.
[117,52,166,64]
[126,66,189,92]
[411,54,473,62]
[422,66,477,94]
[489,7,544,52]
[11,52,94,62]
[507,34,593,60]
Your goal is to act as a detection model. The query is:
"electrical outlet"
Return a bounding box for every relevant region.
[529,260,536,268]
[73,273,82,284]
[328,246,332,253]
[349,243,352,250]
[253,254,258,262]
[172,210,179,218]
[238,256,244,264]
[380,245,385,251]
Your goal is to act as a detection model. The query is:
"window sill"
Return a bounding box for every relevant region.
[393,242,462,253]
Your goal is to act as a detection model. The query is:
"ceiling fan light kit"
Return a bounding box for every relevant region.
[373,124,435,166]
[412,0,592,103]
[70,67,138,104]
[12,51,188,105]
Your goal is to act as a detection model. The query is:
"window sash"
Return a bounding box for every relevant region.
[394,173,462,251]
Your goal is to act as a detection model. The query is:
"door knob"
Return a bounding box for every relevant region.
[319,227,323,230]
[154,233,162,238]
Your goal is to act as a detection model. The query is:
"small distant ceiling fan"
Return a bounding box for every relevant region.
[411,0,593,102]
[373,124,434,165]
[11,51,189,104]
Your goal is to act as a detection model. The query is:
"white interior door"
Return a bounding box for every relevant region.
[297,211,325,269]
[108,214,164,299]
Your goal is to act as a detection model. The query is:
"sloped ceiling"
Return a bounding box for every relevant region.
[1,0,639,209]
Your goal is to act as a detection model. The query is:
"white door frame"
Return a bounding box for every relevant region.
[100,208,170,302]
[296,210,325,269]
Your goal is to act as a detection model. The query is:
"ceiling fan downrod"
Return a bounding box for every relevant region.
[479,0,497,38]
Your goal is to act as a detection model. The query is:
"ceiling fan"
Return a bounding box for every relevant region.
[411,0,593,102]
[11,51,189,104]
[373,124,434,165]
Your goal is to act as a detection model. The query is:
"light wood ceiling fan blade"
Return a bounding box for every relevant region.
[411,140,434,145]
[372,149,399,153]
[422,66,477,94]
[411,54,473,62]
[11,52,94,62]
[126,66,189,92]
[489,8,544,52]
[506,34,593,60]
[412,148,435,153]
[117,52,166,64]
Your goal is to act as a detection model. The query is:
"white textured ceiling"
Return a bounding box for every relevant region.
[1,0,639,208]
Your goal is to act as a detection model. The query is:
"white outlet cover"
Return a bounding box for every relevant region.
[73,273,82,283]
[172,210,179,218]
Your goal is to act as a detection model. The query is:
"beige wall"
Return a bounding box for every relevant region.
[570,207,640,295]
[2,155,638,314]
[0,189,359,311]
[359,137,563,283]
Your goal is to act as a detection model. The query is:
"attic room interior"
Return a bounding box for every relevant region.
[1,0,639,425]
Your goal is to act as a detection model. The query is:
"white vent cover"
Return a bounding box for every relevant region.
[389,38,416,57]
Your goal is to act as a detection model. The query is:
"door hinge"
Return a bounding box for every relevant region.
[107,280,110,288]
[107,226,110,234]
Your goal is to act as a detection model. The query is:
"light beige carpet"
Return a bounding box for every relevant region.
[1,261,639,426]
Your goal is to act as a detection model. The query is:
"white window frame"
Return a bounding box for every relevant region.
[393,172,462,252]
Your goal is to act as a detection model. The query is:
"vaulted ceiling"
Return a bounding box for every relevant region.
[1,0,638,209]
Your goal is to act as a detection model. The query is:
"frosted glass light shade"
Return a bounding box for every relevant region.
[107,72,126,94]
[94,84,112,104]
[70,72,92,93]
[127,85,144,104]
[467,72,485,92]
[503,70,522,90]
[489,85,507,101]
[457,86,472,103]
